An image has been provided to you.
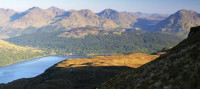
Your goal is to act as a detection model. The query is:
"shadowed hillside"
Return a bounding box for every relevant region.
[101,26,200,89]
[0,52,161,89]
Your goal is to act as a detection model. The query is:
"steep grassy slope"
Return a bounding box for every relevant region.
[0,40,48,66]
[0,52,161,89]
[6,29,183,55]
[101,26,200,89]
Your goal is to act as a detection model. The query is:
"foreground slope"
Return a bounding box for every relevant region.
[0,40,47,66]
[0,53,161,89]
[101,26,200,89]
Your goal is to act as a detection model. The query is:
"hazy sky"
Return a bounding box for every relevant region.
[0,0,199,14]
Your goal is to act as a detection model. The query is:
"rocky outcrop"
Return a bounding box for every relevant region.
[188,26,200,37]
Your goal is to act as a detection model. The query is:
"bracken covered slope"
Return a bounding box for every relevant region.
[101,26,200,89]
[56,53,159,68]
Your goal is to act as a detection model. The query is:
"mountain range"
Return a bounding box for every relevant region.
[1,7,199,39]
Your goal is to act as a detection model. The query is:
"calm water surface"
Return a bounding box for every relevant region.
[0,55,87,83]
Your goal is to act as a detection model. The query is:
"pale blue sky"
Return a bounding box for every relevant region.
[0,0,199,14]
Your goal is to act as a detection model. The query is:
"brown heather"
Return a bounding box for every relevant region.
[56,53,159,68]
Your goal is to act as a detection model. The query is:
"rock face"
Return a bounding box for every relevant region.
[101,26,200,89]
[153,10,200,36]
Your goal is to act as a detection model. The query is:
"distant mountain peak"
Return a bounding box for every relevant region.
[99,9,119,15]
[26,7,45,14]
[97,8,140,28]
[104,9,118,12]
[0,8,12,11]
[78,9,96,17]
[174,9,199,16]
[28,7,42,11]
[97,9,120,20]
[48,6,59,9]
[79,9,94,14]
[153,9,200,35]
[178,9,195,13]
[47,6,65,11]
[0,8,16,15]
[46,6,65,16]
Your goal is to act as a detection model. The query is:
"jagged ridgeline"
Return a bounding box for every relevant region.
[0,40,48,66]
[101,26,200,89]
[1,7,200,39]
